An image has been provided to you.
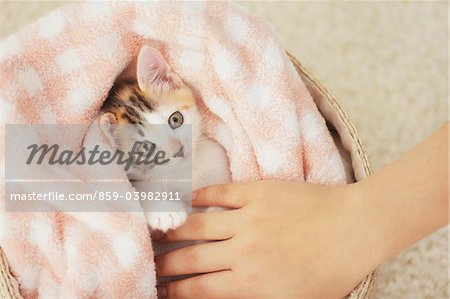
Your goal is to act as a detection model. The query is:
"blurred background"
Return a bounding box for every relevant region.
[1,1,448,298]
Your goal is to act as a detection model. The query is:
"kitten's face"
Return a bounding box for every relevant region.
[101,46,201,178]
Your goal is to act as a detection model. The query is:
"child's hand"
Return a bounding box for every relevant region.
[154,181,372,298]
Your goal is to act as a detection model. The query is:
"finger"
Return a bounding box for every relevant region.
[162,210,238,242]
[159,270,236,299]
[156,240,232,276]
[193,183,255,208]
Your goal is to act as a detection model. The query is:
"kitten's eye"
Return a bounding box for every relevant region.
[168,111,184,129]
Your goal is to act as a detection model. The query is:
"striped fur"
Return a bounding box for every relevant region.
[102,81,154,125]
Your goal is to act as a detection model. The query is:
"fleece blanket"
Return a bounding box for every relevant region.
[0,1,347,298]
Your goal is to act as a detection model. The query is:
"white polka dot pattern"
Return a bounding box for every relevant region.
[211,46,240,81]
[224,14,249,44]
[0,35,21,61]
[18,67,43,96]
[38,10,65,39]
[56,49,83,74]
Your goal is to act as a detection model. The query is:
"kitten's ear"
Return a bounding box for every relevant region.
[100,112,118,147]
[137,46,182,90]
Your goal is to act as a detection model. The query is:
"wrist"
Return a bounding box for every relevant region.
[344,175,423,270]
[342,181,391,272]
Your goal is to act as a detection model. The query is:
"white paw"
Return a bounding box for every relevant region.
[145,211,187,232]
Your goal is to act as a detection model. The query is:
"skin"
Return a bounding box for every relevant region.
[155,122,449,299]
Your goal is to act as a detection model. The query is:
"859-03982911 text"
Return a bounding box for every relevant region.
[8,191,181,201]
[5,125,193,212]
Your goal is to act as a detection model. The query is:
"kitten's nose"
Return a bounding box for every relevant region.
[173,145,184,158]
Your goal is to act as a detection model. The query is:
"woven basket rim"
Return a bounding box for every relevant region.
[0,247,22,299]
[288,53,378,299]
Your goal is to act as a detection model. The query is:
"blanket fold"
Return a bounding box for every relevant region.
[0,2,346,298]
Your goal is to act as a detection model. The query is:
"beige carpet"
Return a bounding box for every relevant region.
[1,2,448,298]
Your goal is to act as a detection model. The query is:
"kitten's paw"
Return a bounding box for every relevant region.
[145,211,187,232]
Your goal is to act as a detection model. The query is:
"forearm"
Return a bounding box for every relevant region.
[350,122,449,268]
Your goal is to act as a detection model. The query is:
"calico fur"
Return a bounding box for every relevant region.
[101,46,231,232]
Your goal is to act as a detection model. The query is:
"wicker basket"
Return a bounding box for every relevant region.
[0,54,377,299]
[288,53,378,298]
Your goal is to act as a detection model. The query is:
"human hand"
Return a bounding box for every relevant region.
[155,181,376,299]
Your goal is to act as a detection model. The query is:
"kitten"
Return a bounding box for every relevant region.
[100,46,231,232]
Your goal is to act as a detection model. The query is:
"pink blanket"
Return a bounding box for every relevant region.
[0,2,347,298]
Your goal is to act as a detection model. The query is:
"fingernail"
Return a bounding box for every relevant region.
[157,285,167,298]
